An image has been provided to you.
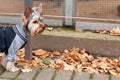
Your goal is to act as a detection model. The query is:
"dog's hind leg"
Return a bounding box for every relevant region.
[0,53,20,72]
[1,53,7,68]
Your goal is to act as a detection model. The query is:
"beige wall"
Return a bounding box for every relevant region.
[0,0,24,13]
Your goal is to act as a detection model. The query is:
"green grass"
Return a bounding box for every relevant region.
[44,27,120,41]
[51,69,58,80]
[89,74,94,80]
[62,27,76,32]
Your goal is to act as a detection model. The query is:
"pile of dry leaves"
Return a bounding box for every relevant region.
[46,27,120,36]
[16,48,120,76]
[96,27,120,36]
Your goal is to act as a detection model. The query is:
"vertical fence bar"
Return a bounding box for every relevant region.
[64,0,76,27]
[25,0,33,60]
[25,0,32,8]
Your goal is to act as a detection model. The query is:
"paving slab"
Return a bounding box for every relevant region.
[0,78,12,80]
[0,70,20,79]
[35,68,55,80]
[73,72,90,80]
[112,76,120,80]
[18,67,39,80]
[93,74,109,80]
[0,66,119,80]
[54,70,73,80]
[0,65,5,74]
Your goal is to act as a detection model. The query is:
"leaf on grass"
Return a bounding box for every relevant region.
[43,58,52,65]
[55,27,63,32]
[95,27,120,36]
[111,27,120,34]
[46,27,54,31]
[96,30,109,34]
[110,27,120,36]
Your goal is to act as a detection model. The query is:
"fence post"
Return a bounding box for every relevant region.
[64,0,76,27]
[24,0,33,60]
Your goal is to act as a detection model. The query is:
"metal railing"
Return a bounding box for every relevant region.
[0,0,120,28]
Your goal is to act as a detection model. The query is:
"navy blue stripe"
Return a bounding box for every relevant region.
[13,27,27,42]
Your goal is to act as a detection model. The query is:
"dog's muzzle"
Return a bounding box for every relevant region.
[40,23,48,30]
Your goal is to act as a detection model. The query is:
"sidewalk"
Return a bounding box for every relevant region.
[0,65,120,80]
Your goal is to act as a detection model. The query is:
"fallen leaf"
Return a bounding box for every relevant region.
[51,51,61,56]
[21,66,32,73]
[64,63,75,71]
[55,63,64,70]
[32,49,48,56]
[109,70,118,76]
[32,61,39,67]
[49,60,56,68]
[34,56,41,62]
[43,58,52,65]
[69,52,81,62]
[96,30,109,34]
[76,64,82,71]
[46,27,54,31]
[55,27,63,31]
[16,48,120,76]
[64,49,69,54]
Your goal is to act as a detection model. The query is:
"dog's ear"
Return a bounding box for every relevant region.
[38,3,43,15]
[23,6,32,26]
[24,6,32,19]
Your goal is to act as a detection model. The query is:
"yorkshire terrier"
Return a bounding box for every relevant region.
[0,3,47,72]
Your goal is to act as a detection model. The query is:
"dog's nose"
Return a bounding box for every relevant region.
[40,23,48,29]
[44,24,48,28]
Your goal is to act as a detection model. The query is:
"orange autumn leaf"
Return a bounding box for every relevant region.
[15,48,120,76]
[32,49,48,56]
[32,61,39,67]
[55,63,64,70]
[110,27,120,35]
[109,70,118,76]
[51,51,61,56]
[69,53,80,62]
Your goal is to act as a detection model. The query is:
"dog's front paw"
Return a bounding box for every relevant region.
[6,61,20,72]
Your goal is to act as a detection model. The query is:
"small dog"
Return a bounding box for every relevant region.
[0,3,47,72]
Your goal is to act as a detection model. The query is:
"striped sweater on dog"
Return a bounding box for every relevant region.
[0,24,27,61]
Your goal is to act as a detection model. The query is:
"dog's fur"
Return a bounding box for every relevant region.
[0,3,47,72]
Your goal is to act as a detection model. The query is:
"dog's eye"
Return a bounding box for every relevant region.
[33,20,38,24]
